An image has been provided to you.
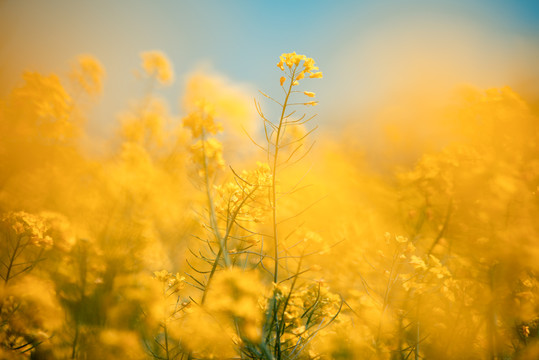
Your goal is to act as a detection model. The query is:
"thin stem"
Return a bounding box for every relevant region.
[201,126,230,268]
[272,65,297,283]
[271,65,298,360]
[164,322,170,360]
[4,234,22,285]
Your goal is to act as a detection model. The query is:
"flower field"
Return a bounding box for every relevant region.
[1,9,539,359]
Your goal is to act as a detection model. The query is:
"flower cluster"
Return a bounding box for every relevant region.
[153,270,186,296]
[0,283,60,356]
[272,281,341,346]
[140,50,174,85]
[11,72,73,140]
[183,101,226,177]
[2,212,53,248]
[277,52,322,79]
[277,52,323,106]
[214,162,272,223]
[182,101,222,138]
[189,138,225,177]
[205,268,265,342]
[69,54,105,95]
[381,234,456,301]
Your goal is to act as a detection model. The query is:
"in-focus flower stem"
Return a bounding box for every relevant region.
[271,63,298,360]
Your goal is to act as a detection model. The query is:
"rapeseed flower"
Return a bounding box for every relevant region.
[276,52,323,87]
[140,50,174,85]
[69,54,105,95]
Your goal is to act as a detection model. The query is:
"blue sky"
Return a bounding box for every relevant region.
[1,0,538,138]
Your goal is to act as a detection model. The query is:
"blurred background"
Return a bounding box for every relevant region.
[1,0,538,155]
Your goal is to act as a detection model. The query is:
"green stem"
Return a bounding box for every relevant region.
[4,234,22,285]
[164,322,170,360]
[201,127,230,268]
[271,65,297,360]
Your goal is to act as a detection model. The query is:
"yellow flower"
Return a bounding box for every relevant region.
[395,235,408,243]
[2,212,53,248]
[276,53,322,90]
[69,54,105,95]
[309,71,323,78]
[190,138,225,176]
[14,72,72,124]
[277,53,308,71]
[280,76,286,86]
[214,162,272,222]
[293,53,305,65]
[153,269,170,282]
[304,101,318,106]
[182,101,222,138]
[140,50,174,85]
[409,255,427,270]
[304,91,315,98]
[303,57,316,72]
[205,268,265,342]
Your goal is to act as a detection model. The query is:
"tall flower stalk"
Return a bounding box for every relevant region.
[181,52,341,360]
[257,52,325,359]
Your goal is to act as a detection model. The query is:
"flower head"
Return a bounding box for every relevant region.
[190,138,225,177]
[182,101,222,138]
[140,50,174,85]
[69,54,105,95]
[277,52,322,87]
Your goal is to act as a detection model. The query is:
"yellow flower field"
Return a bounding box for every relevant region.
[1,2,539,359]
